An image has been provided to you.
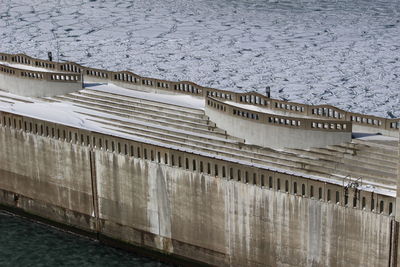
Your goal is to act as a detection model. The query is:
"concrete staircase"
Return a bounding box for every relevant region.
[47,87,397,191]
[283,140,398,189]
[0,86,396,192]
[42,88,346,178]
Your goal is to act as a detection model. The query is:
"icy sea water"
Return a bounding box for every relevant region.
[0,0,399,117]
[0,212,169,267]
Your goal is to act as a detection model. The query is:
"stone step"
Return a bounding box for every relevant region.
[84,115,240,147]
[0,97,14,104]
[335,143,398,163]
[85,112,344,174]
[285,147,396,170]
[336,143,396,165]
[88,116,306,168]
[76,90,208,121]
[326,144,358,154]
[71,103,230,139]
[83,87,205,115]
[284,147,396,186]
[0,94,33,104]
[62,93,211,126]
[99,116,396,187]
[101,123,346,182]
[308,145,397,172]
[113,124,397,191]
[309,146,397,164]
[351,139,398,156]
[51,95,221,133]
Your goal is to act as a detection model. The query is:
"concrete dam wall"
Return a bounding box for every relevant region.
[0,122,395,266]
[0,52,399,266]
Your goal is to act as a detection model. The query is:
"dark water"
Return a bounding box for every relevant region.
[0,211,170,267]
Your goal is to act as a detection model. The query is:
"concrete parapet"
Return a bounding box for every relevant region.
[234,94,400,137]
[205,96,352,149]
[0,52,399,137]
[0,63,82,97]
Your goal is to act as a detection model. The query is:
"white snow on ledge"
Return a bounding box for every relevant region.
[353,132,398,141]
[0,61,64,73]
[224,100,312,119]
[88,82,205,110]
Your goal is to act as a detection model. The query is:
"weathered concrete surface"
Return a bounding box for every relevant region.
[94,152,228,266]
[0,127,95,230]
[0,72,82,97]
[205,107,351,149]
[94,150,393,267]
[0,126,394,266]
[353,125,399,138]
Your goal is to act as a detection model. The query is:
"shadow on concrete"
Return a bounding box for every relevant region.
[352,132,381,139]
[84,83,106,88]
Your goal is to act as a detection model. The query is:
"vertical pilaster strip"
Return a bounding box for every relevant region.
[389,219,398,267]
[394,127,400,266]
[89,149,100,234]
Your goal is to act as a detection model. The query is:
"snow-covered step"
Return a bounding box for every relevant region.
[83,87,205,115]
[83,112,341,174]
[72,103,229,138]
[83,114,240,148]
[83,112,316,168]
[0,98,14,104]
[299,144,397,171]
[70,91,208,123]
[299,155,395,184]
[80,89,206,118]
[351,139,398,154]
[108,122,388,189]
[321,144,398,164]
[308,146,396,172]
[331,143,397,167]
[55,93,211,126]
[102,123,341,180]
[50,95,220,132]
[90,118,251,156]
[0,94,33,104]
[325,144,358,154]
[284,148,342,162]
[285,147,396,169]
[283,146,396,185]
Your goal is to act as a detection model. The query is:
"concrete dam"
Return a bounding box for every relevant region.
[0,52,399,266]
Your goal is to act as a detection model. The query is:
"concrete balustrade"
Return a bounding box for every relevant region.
[205,96,352,149]
[0,62,82,97]
[0,52,398,136]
